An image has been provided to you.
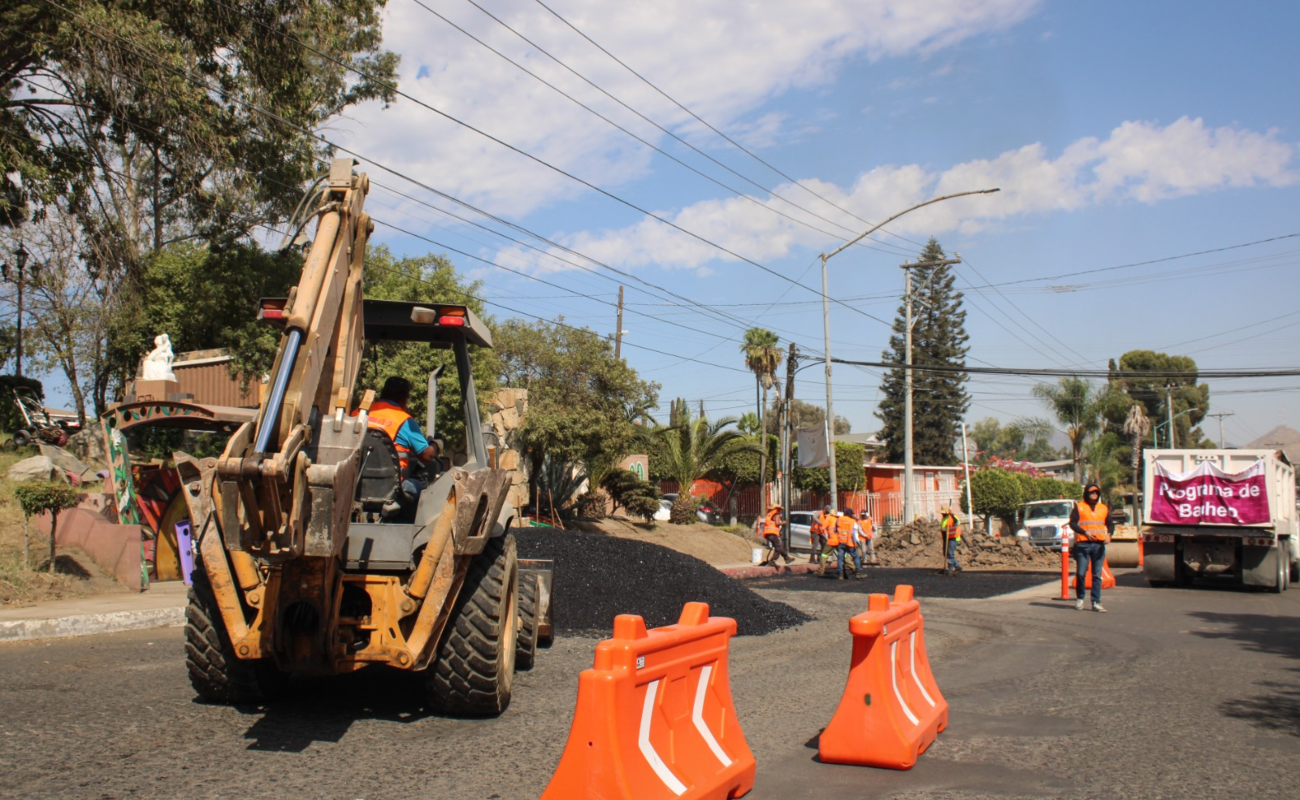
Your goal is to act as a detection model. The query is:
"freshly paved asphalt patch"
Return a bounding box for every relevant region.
[747,566,1057,599]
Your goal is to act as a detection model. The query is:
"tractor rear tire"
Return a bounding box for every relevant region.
[427,533,519,717]
[12,430,31,448]
[185,569,273,704]
[515,573,538,672]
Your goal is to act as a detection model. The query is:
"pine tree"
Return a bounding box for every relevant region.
[875,239,970,466]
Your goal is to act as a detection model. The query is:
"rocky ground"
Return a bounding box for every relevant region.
[871,518,1061,571]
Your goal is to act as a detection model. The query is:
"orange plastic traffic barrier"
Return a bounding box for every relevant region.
[539,602,755,800]
[1070,553,1116,590]
[818,585,948,770]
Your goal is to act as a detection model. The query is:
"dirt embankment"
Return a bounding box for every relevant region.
[566,514,758,566]
[872,519,1060,571]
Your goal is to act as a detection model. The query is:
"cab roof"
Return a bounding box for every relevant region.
[362,299,493,348]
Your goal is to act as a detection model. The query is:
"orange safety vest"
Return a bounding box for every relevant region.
[814,512,835,538]
[367,400,415,470]
[941,514,961,541]
[762,508,782,537]
[829,515,856,547]
[860,515,874,540]
[1074,501,1110,543]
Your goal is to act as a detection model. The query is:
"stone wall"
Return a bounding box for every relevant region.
[488,388,529,513]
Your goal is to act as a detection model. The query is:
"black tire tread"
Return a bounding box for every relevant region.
[184,569,263,704]
[516,573,538,672]
[427,534,517,716]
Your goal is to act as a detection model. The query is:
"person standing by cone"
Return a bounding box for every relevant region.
[940,506,962,574]
[1070,484,1113,612]
[760,503,794,568]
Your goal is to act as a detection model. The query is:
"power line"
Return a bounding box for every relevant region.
[831,357,1300,379]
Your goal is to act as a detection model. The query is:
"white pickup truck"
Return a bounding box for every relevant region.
[1141,449,1299,592]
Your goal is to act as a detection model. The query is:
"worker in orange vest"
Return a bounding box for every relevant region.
[834,510,863,580]
[940,506,962,575]
[759,503,793,568]
[365,377,443,511]
[1069,483,1113,612]
[810,505,834,564]
[858,510,876,565]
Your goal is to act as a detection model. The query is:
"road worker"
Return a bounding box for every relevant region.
[811,505,834,564]
[834,510,863,580]
[365,376,443,510]
[1069,483,1113,612]
[940,506,962,575]
[858,510,876,565]
[760,503,794,568]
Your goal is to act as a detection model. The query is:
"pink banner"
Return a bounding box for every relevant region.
[1150,460,1270,525]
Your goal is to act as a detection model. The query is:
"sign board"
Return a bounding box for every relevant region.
[1149,459,1271,525]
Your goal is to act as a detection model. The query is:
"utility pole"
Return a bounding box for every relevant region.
[1207,411,1235,448]
[961,422,974,533]
[781,344,797,551]
[1166,387,1176,449]
[900,257,961,523]
[614,285,624,360]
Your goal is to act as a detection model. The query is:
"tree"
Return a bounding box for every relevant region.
[3,0,398,406]
[496,318,658,507]
[763,397,849,435]
[876,239,969,465]
[793,442,866,495]
[601,468,660,523]
[740,328,781,501]
[1032,377,1101,482]
[968,417,1059,463]
[960,468,1022,532]
[14,480,79,573]
[646,400,755,524]
[1105,351,1211,448]
[355,246,496,454]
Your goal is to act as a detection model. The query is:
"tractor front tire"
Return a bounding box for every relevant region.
[185,569,270,704]
[428,534,519,716]
[515,572,538,672]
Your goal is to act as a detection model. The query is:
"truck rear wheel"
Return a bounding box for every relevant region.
[428,533,519,716]
[515,573,538,672]
[185,569,275,704]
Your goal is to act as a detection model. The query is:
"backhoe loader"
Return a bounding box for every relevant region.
[178,159,548,715]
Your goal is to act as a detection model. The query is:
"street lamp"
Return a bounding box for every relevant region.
[2,242,31,377]
[818,188,999,511]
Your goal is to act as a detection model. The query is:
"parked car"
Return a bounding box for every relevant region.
[787,511,816,552]
[660,493,719,524]
[1016,499,1078,548]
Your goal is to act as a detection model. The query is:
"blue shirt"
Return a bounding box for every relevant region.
[394,418,427,456]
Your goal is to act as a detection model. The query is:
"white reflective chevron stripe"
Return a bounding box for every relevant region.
[909,632,936,708]
[890,640,919,726]
[691,664,732,767]
[639,679,687,796]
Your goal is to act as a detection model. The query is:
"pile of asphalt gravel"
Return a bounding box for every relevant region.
[513,527,810,638]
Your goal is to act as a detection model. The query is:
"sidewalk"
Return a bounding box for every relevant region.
[0,581,189,643]
[718,561,820,580]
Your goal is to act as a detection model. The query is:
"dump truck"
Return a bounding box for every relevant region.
[178,159,549,714]
[1141,449,1298,592]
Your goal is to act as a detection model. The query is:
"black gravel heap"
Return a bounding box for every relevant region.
[513,527,811,638]
[747,567,1056,599]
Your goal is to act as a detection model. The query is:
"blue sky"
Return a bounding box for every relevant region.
[328,0,1300,451]
[29,0,1289,450]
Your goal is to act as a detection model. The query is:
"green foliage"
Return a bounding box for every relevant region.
[601,468,660,523]
[0,376,44,433]
[646,402,754,524]
[960,468,1023,527]
[968,416,1059,462]
[876,239,970,466]
[763,397,850,436]
[13,480,78,518]
[497,317,658,496]
[1029,476,1082,503]
[1032,377,1102,480]
[793,442,866,493]
[535,456,588,523]
[355,246,497,455]
[1106,351,1212,448]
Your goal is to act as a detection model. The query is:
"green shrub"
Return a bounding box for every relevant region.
[13,480,79,573]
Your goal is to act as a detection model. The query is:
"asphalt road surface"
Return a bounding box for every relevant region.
[2,570,1298,800]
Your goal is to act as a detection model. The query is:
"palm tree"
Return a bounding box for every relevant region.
[649,401,757,524]
[741,328,781,504]
[1032,377,1100,482]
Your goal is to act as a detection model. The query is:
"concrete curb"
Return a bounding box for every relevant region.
[0,606,186,643]
[721,563,820,580]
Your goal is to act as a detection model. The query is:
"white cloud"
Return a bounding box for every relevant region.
[334,0,1043,217]
[518,117,1298,270]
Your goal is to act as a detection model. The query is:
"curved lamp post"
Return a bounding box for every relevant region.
[818,188,999,512]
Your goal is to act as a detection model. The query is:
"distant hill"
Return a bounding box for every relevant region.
[1244,425,1300,463]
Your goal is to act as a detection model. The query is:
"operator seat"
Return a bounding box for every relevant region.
[354,428,402,520]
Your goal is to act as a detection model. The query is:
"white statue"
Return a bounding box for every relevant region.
[141,333,177,381]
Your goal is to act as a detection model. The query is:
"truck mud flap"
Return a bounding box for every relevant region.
[519,558,554,647]
[1241,544,1280,589]
[1142,541,1176,586]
